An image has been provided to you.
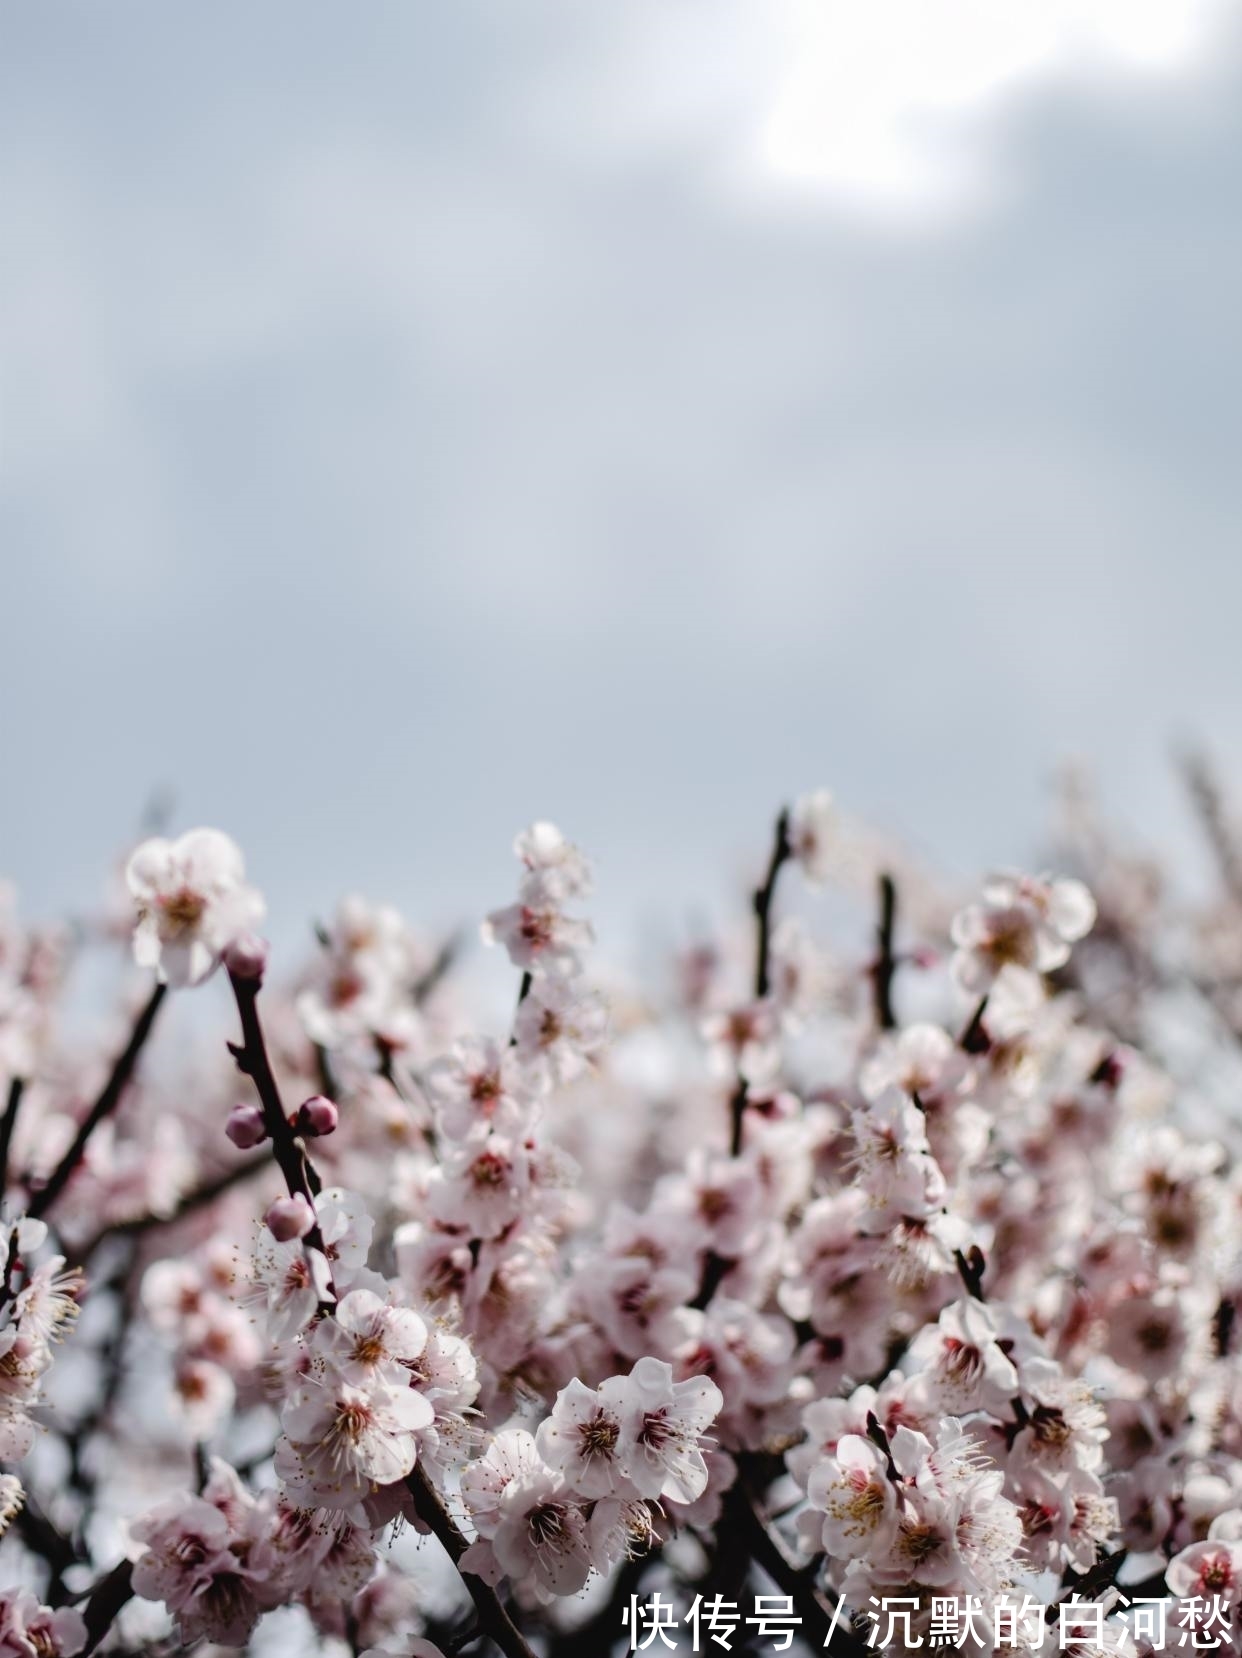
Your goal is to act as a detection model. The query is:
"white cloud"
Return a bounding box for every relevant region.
[754,0,1231,212]
[558,0,1234,215]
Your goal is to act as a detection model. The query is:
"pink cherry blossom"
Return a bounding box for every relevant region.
[0,1590,86,1657]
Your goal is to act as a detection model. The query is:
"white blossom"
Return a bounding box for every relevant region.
[126,828,264,987]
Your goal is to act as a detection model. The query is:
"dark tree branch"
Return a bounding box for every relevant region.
[227,971,330,1268]
[0,1075,25,1199]
[376,1036,397,1085]
[1046,1548,1129,1623]
[229,973,534,1657]
[12,1495,85,1598]
[314,1042,340,1101]
[508,972,534,1048]
[958,994,989,1053]
[726,1076,748,1162]
[732,808,792,1155]
[445,1619,483,1655]
[545,1553,650,1658]
[28,983,167,1220]
[724,1482,868,1657]
[405,1465,537,1658]
[954,1244,988,1301]
[752,809,791,1001]
[65,1247,140,1503]
[870,873,898,1030]
[697,811,792,1301]
[691,1243,732,1311]
[81,1560,135,1655]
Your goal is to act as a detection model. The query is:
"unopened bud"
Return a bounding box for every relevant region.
[225,1101,267,1150]
[265,1194,314,1242]
[297,1095,339,1137]
[224,933,269,983]
[8,1333,36,1366]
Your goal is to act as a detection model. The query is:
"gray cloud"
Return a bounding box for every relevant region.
[3,4,1241,950]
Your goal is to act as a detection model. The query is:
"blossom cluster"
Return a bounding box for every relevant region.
[3,779,1242,1658]
[0,1216,79,1480]
[0,1585,85,1656]
[459,1357,721,1598]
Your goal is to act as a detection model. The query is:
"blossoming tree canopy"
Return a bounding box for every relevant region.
[0,787,1240,1654]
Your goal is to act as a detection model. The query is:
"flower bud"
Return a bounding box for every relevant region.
[223,932,269,983]
[8,1333,36,1366]
[265,1194,314,1242]
[225,1101,267,1150]
[297,1095,339,1137]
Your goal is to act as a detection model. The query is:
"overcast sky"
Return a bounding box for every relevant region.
[4,3,1242,955]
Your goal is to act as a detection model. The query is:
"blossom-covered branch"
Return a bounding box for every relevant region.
[2,786,1242,1657]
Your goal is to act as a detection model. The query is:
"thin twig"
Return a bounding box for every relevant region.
[314,1042,340,1101]
[871,873,898,1030]
[732,808,792,1153]
[227,972,330,1268]
[65,1246,140,1502]
[508,972,533,1048]
[1181,748,1242,906]
[752,809,791,1002]
[232,976,535,1657]
[67,1156,267,1270]
[12,1495,85,1597]
[696,812,791,1304]
[29,983,168,1220]
[958,994,989,1053]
